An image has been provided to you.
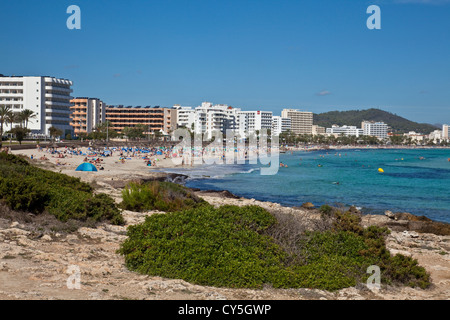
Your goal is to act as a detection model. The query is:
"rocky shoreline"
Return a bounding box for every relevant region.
[0,164,449,300]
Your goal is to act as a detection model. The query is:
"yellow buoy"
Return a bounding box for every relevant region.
[378,168,384,173]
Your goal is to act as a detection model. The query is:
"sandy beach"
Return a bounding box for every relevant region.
[0,145,448,300]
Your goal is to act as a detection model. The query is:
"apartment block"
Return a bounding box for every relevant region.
[272,116,291,135]
[70,97,106,136]
[281,109,313,134]
[443,124,449,140]
[105,105,176,134]
[173,105,196,130]
[312,125,326,135]
[428,130,443,143]
[193,102,241,138]
[326,125,363,137]
[239,110,273,135]
[0,75,73,137]
[362,121,388,139]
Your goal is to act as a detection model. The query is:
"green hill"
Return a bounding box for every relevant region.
[314,109,438,134]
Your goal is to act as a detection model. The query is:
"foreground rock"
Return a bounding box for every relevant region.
[0,190,449,300]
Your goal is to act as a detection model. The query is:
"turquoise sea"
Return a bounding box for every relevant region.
[159,148,450,223]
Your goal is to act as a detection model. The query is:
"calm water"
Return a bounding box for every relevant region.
[157,149,450,223]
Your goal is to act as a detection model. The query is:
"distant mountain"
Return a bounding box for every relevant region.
[313,109,439,134]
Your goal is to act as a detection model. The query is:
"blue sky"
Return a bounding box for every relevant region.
[1,0,449,124]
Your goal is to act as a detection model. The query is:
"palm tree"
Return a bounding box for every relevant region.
[19,109,37,129]
[49,126,63,141]
[5,111,18,145]
[0,105,12,148]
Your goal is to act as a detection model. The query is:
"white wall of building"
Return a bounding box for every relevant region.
[0,76,73,137]
[443,124,449,140]
[174,105,196,130]
[326,125,363,137]
[272,116,291,135]
[362,121,388,139]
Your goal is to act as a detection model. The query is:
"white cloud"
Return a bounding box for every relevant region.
[316,90,332,96]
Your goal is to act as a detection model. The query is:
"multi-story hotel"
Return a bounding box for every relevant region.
[281,109,313,134]
[362,121,388,139]
[272,116,291,135]
[326,125,364,137]
[443,124,449,140]
[105,105,176,134]
[194,102,242,139]
[173,105,196,130]
[0,75,73,137]
[174,102,277,139]
[239,110,273,135]
[70,97,106,136]
[428,129,443,143]
[312,125,326,135]
[403,131,425,143]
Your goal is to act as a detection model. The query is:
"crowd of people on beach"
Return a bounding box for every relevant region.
[28,144,178,170]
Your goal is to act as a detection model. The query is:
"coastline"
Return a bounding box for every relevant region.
[10,144,450,224]
[1,147,449,300]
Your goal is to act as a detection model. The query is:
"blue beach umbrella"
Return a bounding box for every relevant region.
[75,162,98,172]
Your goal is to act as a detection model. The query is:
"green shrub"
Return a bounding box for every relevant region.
[382,254,430,289]
[0,177,49,213]
[120,181,208,212]
[119,205,287,288]
[119,204,431,291]
[0,153,123,225]
[332,210,364,235]
[319,204,333,216]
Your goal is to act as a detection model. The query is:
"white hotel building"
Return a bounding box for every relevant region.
[173,102,273,139]
[194,102,241,139]
[443,124,449,141]
[0,75,73,137]
[272,116,291,135]
[174,105,196,130]
[239,110,273,135]
[326,125,364,137]
[362,121,388,139]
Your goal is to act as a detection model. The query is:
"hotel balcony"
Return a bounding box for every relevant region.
[45,86,72,93]
[45,101,73,108]
[46,115,71,122]
[0,85,23,90]
[45,93,73,100]
[71,111,87,116]
[46,108,71,116]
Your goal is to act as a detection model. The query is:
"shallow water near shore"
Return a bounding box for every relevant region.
[156,148,450,223]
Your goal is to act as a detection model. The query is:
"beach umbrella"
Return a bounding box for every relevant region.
[75,162,98,172]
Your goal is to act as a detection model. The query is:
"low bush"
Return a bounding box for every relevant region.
[120,181,208,212]
[119,205,431,290]
[0,153,123,225]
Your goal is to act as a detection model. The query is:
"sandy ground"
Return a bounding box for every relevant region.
[0,147,448,300]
